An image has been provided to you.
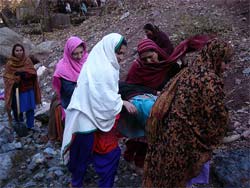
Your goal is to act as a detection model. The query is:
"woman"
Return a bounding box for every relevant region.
[143,23,174,56]
[3,43,41,129]
[143,38,233,187]
[126,34,212,91]
[119,38,182,168]
[61,33,137,188]
[53,36,88,116]
[120,35,212,168]
[51,36,88,141]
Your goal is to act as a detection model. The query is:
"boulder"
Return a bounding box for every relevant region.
[0,27,56,60]
[213,148,250,188]
[0,27,35,58]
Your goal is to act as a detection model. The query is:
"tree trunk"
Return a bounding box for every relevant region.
[0,11,12,27]
[40,0,52,32]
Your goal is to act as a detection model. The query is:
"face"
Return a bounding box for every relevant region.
[144,29,154,38]
[72,45,84,61]
[14,46,24,59]
[115,45,127,64]
[140,51,159,64]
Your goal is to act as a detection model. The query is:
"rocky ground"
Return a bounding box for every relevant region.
[0,0,249,187]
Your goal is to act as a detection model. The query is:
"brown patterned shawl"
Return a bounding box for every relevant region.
[143,39,233,188]
[3,56,41,117]
[48,94,63,142]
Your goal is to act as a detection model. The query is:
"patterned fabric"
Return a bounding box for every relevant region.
[143,39,233,188]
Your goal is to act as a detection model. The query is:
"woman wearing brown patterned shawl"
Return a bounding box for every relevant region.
[3,44,41,127]
[143,38,233,188]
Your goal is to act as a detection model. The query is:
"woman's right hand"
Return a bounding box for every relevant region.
[123,100,137,114]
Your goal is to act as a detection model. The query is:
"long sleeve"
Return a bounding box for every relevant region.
[60,78,76,109]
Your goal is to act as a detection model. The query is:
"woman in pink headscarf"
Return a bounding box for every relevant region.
[53,36,88,113]
[49,36,88,141]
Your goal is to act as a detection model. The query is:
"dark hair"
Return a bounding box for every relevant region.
[143,23,160,33]
[12,43,25,57]
[115,37,127,53]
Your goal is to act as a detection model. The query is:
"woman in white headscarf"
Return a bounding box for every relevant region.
[61,33,137,188]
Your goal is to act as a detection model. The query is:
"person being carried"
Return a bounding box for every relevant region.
[3,43,41,130]
[61,33,137,188]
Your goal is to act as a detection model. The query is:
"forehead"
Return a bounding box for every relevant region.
[140,51,154,58]
[144,29,152,32]
[15,46,23,50]
[73,45,84,52]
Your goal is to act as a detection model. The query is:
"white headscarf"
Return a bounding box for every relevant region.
[68,32,124,130]
[61,33,125,161]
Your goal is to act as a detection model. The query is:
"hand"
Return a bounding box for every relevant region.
[123,100,137,114]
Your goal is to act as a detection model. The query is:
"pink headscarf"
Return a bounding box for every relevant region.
[53,36,88,82]
[52,36,88,118]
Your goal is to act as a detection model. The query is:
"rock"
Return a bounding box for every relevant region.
[34,171,45,181]
[235,78,241,85]
[0,126,14,147]
[45,87,52,93]
[28,153,46,171]
[37,66,47,78]
[242,67,250,76]
[0,27,35,58]
[54,169,64,177]
[242,130,250,138]
[48,60,57,68]
[223,134,241,143]
[0,152,14,183]
[23,180,37,188]
[34,103,50,124]
[48,166,64,172]
[213,148,250,188]
[32,41,58,55]
[1,142,22,153]
[120,12,130,20]
[43,147,57,156]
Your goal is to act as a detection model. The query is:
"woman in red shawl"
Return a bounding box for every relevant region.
[119,38,182,170]
[143,23,174,56]
[143,38,233,188]
[3,44,41,129]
